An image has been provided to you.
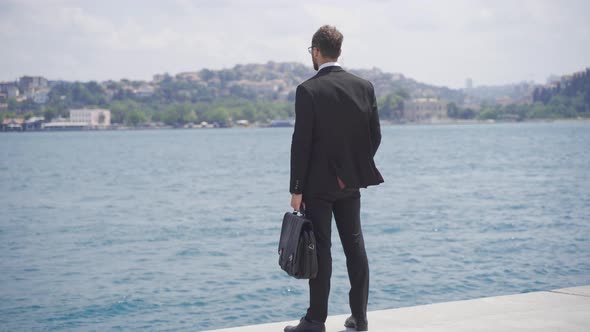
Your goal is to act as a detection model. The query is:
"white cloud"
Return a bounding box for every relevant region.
[0,0,588,87]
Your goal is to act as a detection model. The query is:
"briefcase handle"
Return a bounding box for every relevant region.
[293,204,306,217]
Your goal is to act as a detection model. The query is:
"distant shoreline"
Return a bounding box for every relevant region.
[1,117,589,133]
[382,117,590,126]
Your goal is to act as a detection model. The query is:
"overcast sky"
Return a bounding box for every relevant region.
[1,0,589,88]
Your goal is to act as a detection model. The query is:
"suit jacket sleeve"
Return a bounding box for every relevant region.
[369,83,382,157]
[290,85,314,194]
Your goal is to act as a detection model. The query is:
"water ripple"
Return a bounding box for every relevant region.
[1,123,589,331]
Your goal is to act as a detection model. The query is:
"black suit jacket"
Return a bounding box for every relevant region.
[290,66,384,195]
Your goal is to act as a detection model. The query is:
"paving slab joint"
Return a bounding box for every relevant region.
[547,290,590,298]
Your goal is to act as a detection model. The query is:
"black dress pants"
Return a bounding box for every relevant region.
[303,188,369,323]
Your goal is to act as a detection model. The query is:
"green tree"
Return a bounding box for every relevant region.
[549,96,575,118]
[7,98,19,111]
[43,107,57,122]
[160,106,178,125]
[0,111,17,120]
[110,100,143,124]
[477,106,499,120]
[446,102,459,118]
[571,92,586,115]
[23,111,34,120]
[176,104,197,124]
[240,103,257,121]
[199,69,215,81]
[529,102,551,118]
[378,89,408,120]
[126,109,147,126]
[159,103,197,125]
[205,107,230,124]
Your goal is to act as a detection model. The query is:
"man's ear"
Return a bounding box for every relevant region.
[313,47,320,58]
[338,49,342,58]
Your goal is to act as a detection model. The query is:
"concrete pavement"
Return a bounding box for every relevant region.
[204,285,590,332]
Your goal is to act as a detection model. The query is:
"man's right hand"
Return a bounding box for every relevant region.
[290,194,304,212]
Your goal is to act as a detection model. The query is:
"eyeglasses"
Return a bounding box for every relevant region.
[308,46,314,54]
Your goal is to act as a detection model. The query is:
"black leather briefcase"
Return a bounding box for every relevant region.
[278,211,318,279]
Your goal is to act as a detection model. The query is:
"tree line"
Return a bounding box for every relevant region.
[0,78,409,126]
[0,80,293,126]
[2,67,589,125]
[446,68,590,121]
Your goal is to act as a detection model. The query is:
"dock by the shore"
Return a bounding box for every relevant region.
[204,285,590,332]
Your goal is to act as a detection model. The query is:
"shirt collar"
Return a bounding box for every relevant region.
[318,61,341,72]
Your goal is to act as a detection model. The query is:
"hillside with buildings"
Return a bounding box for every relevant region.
[1,63,588,131]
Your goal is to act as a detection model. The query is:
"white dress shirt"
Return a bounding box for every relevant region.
[318,61,341,71]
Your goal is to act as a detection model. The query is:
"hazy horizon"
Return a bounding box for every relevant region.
[1,0,589,88]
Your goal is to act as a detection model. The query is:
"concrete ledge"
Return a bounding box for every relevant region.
[204,285,590,332]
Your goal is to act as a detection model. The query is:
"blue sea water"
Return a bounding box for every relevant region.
[1,121,589,331]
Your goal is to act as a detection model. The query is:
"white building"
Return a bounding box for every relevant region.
[0,83,19,98]
[404,98,449,122]
[69,108,111,127]
[33,88,50,104]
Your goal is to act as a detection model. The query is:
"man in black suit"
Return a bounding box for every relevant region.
[285,25,383,332]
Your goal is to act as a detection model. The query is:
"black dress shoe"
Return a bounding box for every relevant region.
[344,315,368,331]
[284,316,326,332]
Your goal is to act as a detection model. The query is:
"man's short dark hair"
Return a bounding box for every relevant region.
[312,25,343,59]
